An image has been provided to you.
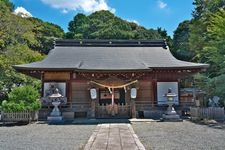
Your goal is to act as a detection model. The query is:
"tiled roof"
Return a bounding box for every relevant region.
[14,39,208,71]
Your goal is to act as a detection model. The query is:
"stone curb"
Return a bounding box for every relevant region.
[84,124,101,150]
[127,124,146,150]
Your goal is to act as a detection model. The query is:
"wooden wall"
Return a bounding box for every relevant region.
[136,81,153,102]
[44,72,70,80]
[71,81,90,103]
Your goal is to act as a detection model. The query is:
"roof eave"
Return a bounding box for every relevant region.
[13,65,74,71]
[13,66,154,72]
[152,64,209,70]
[74,68,153,72]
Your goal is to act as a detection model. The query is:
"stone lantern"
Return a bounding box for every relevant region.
[47,88,63,121]
[162,88,181,121]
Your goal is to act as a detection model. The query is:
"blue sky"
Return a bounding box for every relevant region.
[11,0,194,37]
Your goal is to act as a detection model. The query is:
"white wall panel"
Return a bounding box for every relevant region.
[157,82,179,105]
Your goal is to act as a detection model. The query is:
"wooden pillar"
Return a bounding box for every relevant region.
[41,72,44,97]
[69,72,73,108]
[90,100,96,118]
[66,80,72,108]
[177,79,181,105]
[111,88,115,116]
[131,99,136,118]
[152,79,157,105]
[69,81,72,108]
[95,88,99,117]
[111,88,114,105]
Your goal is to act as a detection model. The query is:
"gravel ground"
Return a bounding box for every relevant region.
[0,122,96,150]
[132,120,225,150]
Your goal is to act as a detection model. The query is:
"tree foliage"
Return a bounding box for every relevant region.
[0,0,64,100]
[66,10,163,40]
[172,20,193,61]
[189,0,225,77]
[203,9,225,77]
[157,27,173,48]
[173,0,225,75]
[173,0,225,105]
[0,44,44,93]
[192,0,225,19]
[0,1,64,53]
[194,74,225,106]
[1,86,41,112]
[27,18,64,54]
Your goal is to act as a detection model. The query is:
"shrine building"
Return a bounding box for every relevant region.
[14,39,208,119]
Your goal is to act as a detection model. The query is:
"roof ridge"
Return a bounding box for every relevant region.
[54,39,167,48]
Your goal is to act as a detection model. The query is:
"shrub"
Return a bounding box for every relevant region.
[207,74,225,106]
[1,86,41,112]
[194,74,225,107]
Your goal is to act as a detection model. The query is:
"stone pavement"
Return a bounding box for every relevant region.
[84,123,145,150]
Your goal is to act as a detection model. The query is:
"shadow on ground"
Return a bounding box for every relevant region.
[190,119,225,129]
[0,121,30,127]
[41,118,131,125]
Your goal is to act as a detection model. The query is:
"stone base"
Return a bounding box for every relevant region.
[50,111,61,116]
[165,111,178,115]
[47,116,63,121]
[162,114,182,122]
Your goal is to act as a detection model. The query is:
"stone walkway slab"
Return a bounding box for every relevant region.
[84,123,145,150]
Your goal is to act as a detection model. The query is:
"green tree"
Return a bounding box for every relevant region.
[1,85,41,112]
[0,0,14,12]
[172,20,193,61]
[66,10,163,40]
[207,75,225,106]
[192,0,225,19]
[67,13,90,39]
[184,0,225,105]
[28,18,64,54]
[0,0,64,53]
[202,9,225,77]
[0,0,64,99]
[189,0,225,76]
[157,27,173,50]
[0,44,44,94]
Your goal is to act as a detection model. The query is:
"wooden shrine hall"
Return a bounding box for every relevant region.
[14,39,208,119]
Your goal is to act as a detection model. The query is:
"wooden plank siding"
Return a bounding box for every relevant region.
[71,82,91,103]
[58,81,91,118]
[136,81,153,102]
[44,72,70,80]
[136,81,154,111]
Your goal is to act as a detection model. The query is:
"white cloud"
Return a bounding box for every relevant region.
[157,0,167,9]
[126,19,139,25]
[62,9,69,14]
[41,0,115,14]
[13,7,33,18]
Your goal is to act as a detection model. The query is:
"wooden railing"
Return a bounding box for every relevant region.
[61,102,91,110]
[96,103,130,118]
[1,111,38,123]
[135,101,195,108]
[42,102,91,109]
[135,101,154,111]
[190,107,224,121]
